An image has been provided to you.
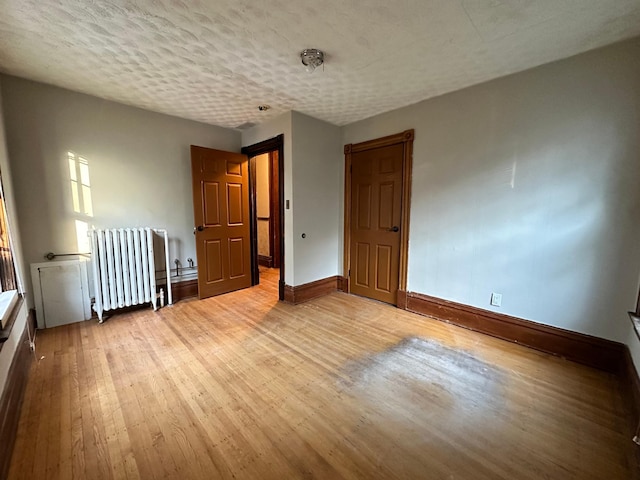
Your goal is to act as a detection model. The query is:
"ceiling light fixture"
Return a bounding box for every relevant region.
[300,49,324,73]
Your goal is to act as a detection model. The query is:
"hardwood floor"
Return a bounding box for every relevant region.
[8,268,638,479]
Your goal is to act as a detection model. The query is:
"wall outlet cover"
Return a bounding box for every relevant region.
[491,292,502,307]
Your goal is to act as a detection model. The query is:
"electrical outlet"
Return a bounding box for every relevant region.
[491,292,502,307]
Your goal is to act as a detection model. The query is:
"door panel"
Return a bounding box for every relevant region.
[357,184,372,229]
[227,161,242,176]
[228,238,246,278]
[205,240,223,283]
[227,183,244,225]
[203,182,220,225]
[378,182,394,229]
[350,143,403,304]
[376,245,392,292]
[191,145,251,299]
[355,243,370,288]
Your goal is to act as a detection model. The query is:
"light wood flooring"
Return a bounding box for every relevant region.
[8,268,638,479]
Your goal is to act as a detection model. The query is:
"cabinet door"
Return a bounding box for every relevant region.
[39,263,86,328]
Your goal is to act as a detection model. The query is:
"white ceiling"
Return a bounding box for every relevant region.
[0,1,639,130]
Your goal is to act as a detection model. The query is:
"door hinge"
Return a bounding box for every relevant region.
[348,269,351,277]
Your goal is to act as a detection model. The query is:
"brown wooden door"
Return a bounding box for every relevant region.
[191,146,252,299]
[350,143,403,304]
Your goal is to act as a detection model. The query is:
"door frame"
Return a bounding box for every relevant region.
[242,135,285,301]
[343,129,414,306]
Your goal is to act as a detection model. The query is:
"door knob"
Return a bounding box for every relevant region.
[388,226,399,232]
[197,225,204,232]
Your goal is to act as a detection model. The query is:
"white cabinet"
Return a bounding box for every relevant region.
[31,260,91,329]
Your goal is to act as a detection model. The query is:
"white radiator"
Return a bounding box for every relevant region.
[89,228,172,322]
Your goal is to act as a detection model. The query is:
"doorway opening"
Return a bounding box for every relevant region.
[242,135,285,301]
[343,130,414,306]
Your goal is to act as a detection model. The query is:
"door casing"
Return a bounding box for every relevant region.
[343,130,414,306]
[242,135,285,301]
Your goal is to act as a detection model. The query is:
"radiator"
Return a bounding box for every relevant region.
[89,228,172,322]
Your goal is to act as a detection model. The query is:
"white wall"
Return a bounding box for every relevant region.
[0,77,29,399]
[242,112,294,284]
[290,112,343,285]
[0,75,240,306]
[343,39,640,356]
[241,111,343,286]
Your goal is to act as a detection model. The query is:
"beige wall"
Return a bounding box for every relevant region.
[0,75,240,306]
[290,112,342,285]
[241,111,342,286]
[242,112,294,283]
[343,39,640,361]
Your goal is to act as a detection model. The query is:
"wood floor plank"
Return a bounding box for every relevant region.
[69,325,86,479]
[7,267,638,479]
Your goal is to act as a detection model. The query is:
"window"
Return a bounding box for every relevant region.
[0,177,20,334]
[0,189,16,292]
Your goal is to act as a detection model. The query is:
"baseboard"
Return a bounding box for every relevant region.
[172,279,198,302]
[284,276,339,304]
[156,279,198,303]
[396,289,407,309]
[0,309,33,479]
[338,276,349,293]
[258,255,273,268]
[404,291,625,373]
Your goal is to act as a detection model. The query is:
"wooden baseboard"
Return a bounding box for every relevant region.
[337,276,349,293]
[258,255,273,268]
[396,289,407,310]
[172,279,198,302]
[284,276,339,304]
[156,280,198,303]
[404,291,625,373]
[0,309,32,479]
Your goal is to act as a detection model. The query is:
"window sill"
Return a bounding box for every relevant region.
[0,290,19,328]
[0,292,23,350]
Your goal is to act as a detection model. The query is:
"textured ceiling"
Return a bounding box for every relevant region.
[0,1,639,129]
